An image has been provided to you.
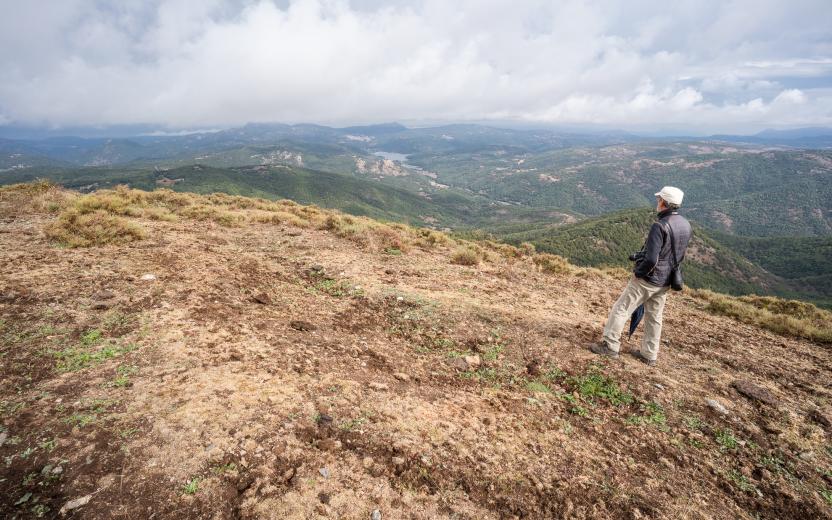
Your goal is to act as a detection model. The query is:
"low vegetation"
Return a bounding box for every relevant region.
[692,289,832,343]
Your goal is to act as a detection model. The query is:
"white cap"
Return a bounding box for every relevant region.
[654,186,684,206]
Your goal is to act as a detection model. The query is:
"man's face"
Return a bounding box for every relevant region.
[656,196,664,212]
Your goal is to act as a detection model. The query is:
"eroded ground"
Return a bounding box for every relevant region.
[1,198,832,519]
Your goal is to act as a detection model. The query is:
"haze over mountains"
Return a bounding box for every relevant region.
[2,121,831,307]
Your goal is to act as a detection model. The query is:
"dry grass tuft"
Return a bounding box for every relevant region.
[450,246,480,266]
[692,289,832,344]
[34,185,331,247]
[532,253,575,275]
[0,180,74,217]
[45,209,146,247]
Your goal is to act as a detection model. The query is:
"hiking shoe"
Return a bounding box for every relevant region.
[631,351,657,367]
[589,341,619,359]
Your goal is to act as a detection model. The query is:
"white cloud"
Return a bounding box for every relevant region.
[0,0,830,133]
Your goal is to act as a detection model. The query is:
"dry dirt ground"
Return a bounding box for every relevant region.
[1,195,832,519]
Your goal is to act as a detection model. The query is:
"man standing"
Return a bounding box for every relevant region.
[589,186,692,366]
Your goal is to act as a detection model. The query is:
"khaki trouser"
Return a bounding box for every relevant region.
[602,276,669,360]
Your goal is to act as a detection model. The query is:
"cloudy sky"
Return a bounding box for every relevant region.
[1,0,830,134]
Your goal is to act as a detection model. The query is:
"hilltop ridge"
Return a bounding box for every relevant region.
[1,183,831,519]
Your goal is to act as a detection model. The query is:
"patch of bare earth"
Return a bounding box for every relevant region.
[1,198,831,519]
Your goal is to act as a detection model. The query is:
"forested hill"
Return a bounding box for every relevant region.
[493,208,832,307]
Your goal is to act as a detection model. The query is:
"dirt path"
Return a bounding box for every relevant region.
[1,201,831,519]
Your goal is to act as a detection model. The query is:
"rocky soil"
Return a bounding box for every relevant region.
[1,193,831,519]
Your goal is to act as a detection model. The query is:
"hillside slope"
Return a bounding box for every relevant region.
[1,185,831,519]
[495,208,794,297]
[0,164,489,228]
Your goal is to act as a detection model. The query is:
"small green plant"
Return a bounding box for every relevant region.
[820,488,832,506]
[119,427,139,438]
[525,381,552,394]
[568,370,633,406]
[627,402,668,429]
[80,329,103,346]
[312,278,358,298]
[727,469,758,494]
[570,405,591,417]
[460,367,499,383]
[544,366,567,381]
[339,414,370,431]
[65,413,96,428]
[715,429,739,451]
[183,477,201,495]
[39,438,57,452]
[383,247,402,255]
[483,343,504,361]
[0,400,25,418]
[110,364,137,387]
[211,463,237,474]
[53,338,137,372]
[684,414,703,430]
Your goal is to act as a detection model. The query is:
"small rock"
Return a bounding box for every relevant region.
[371,510,382,520]
[368,382,389,391]
[732,380,779,406]
[799,451,815,460]
[92,290,115,300]
[753,467,771,481]
[90,301,112,310]
[362,456,374,469]
[0,431,7,447]
[391,456,405,467]
[59,494,92,515]
[706,398,729,415]
[282,467,296,482]
[97,473,116,490]
[451,357,469,371]
[464,355,481,369]
[317,439,341,451]
[52,466,63,474]
[392,372,410,382]
[653,383,665,391]
[809,408,831,428]
[252,292,272,305]
[290,320,317,332]
[236,473,255,492]
[315,503,328,516]
[140,273,157,281]
[310,265,325,273]
[319,467,330,479]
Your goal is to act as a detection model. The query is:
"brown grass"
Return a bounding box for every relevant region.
[691,289,832,344]
[450,246,480,266]
[45,209,146,247]
[532,253,576,275]
[0,180,73,217]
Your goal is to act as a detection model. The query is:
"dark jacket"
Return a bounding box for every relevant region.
[633,209,692,287]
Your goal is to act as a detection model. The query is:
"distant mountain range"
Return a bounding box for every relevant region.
[2,121,830,306]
